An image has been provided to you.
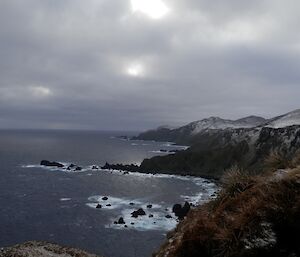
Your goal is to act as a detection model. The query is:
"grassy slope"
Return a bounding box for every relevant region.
[154,155,300,257]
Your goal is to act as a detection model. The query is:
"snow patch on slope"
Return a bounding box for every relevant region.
[184,116,265,135]
[266,109,300,128]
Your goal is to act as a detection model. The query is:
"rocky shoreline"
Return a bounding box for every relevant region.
[39,125,300,181]
[39,159,218,180]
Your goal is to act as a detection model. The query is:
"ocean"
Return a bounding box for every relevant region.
[0,129,217,257]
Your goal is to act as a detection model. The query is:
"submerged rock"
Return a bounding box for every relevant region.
[96,204,102,209]
[102,197,108,201]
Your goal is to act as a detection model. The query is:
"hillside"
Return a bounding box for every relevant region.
[133,115,266,145]
[154,158,300,257]
[266,109,300,128]
[134,110,300,145]
[138,125,300,179]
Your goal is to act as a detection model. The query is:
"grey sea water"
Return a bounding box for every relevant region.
[0,129,217,257]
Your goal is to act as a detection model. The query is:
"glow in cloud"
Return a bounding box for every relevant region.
[126,63,144,77]
[130,0,169,19]
[30,86,52,97]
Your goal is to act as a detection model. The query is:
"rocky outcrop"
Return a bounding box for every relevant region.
[131,208,146,218]
[0,241,101,257]
[101,162,139,172]
[172,202,191,220]
[40,160,64,168]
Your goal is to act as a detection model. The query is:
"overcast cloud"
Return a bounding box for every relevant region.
[0,0,300,130]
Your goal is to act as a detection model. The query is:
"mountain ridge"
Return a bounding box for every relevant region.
[124,109,300,179]
[134,109,300,145]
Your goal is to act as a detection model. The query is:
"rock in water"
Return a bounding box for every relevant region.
[40,160,64,168]
[172,204,182,214]
[117,217,125,224]
[172,201,190,220]
[131,208,146,218]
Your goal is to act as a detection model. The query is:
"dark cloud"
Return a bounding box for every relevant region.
[0,0,299,130]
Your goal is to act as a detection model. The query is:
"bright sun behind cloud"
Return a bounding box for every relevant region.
[30,86,52,98]
[130,0,169,19]
[126,63,144,77]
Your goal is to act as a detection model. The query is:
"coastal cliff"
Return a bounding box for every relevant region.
[138,125,300,179]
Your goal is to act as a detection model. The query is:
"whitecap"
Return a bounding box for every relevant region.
[86,196,143,210]
[106,208,178,231]
[60,198,71,201]
[149,150,170,154]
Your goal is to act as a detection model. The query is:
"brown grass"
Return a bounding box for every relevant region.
[154,154,300,257]
[291,150,300,168]
[264,150,291,171]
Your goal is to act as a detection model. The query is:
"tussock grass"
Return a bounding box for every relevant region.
[264,150,290,171]
[154,154,300,257]
[291,150,300,168]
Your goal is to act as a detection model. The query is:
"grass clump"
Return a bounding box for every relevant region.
[154,154,300,257]
[264,150,291,171]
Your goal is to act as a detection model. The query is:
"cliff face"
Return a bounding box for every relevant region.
[153,166,300,257]
[139,126,300,179]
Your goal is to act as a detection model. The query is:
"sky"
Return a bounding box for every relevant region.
[0,0,300,131]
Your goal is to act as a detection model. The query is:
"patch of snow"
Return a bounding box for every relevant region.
[266,109,300,128]
[183,116,264,135]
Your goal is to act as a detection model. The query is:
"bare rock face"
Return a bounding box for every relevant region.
[0,241,102,257]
